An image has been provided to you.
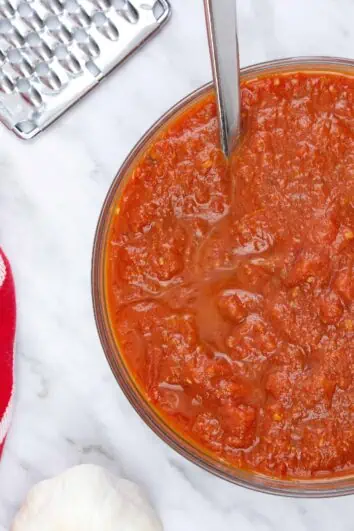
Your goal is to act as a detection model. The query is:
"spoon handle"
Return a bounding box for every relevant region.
[204,0,241,157]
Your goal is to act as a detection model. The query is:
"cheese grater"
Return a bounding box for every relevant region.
[0,0,171,138]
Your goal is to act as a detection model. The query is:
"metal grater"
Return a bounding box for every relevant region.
[0,0,171,138]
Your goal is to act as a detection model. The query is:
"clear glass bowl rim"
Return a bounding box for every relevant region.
[92,56,354,498]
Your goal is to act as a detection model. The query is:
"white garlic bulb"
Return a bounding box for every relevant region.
[12,464,163,531]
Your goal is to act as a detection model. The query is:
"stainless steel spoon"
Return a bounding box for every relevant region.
[204,0,241,158]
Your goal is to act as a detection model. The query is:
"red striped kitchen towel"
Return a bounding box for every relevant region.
[0,248,15,456]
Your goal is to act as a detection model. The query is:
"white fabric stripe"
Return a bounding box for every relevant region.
[0,385,14,444]
[0,254,6,288]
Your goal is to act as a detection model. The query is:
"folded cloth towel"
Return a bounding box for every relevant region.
[0,249,15,456]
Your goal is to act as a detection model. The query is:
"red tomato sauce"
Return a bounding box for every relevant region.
[106,72,354,479]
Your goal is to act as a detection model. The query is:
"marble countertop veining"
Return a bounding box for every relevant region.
[1,0,354,529]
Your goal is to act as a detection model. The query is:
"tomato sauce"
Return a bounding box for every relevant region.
[106,72,354,479]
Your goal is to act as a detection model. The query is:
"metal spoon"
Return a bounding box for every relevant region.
[204,0,241,158]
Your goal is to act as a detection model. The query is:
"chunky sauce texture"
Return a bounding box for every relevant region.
[107,72,354,478]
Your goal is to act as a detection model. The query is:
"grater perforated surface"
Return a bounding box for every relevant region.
[0,0,171,138]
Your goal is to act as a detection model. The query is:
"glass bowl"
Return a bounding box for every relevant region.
[92,57,354,497]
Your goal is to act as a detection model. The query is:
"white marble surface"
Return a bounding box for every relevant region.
[1,0,354,529]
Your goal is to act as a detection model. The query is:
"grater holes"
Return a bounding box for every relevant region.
[41,0,63,14]
[46,14,60,30]
[111,0,138,23]
[15,120,37,135]
[74,28,99,56]
[65,0,80,13]
[16,77,43,107]
[0,18,12,34]
[90,0,110,10]
[46,14,72,43]
[26,31,53,60]
[54,42,66,59]
[92,11,118,40]
[0,18,24,46]
[0,0,14,17]
[0,0,170,138]
[16,78,30,92]
[92,11,105,27]
[152,0,165,21]
[7,48,33,75]
[0,70,14,93]
[74,27,87,42]
[85,59,100,77]
[18,2,44,30]
[26,31,40,46]
[18,2,33,17]
[35,61,62,90]
[140,0,167,21]
[64,0,90,27]
[7,47,21,64]
[55,43,81,74]
[35,61,49,76]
